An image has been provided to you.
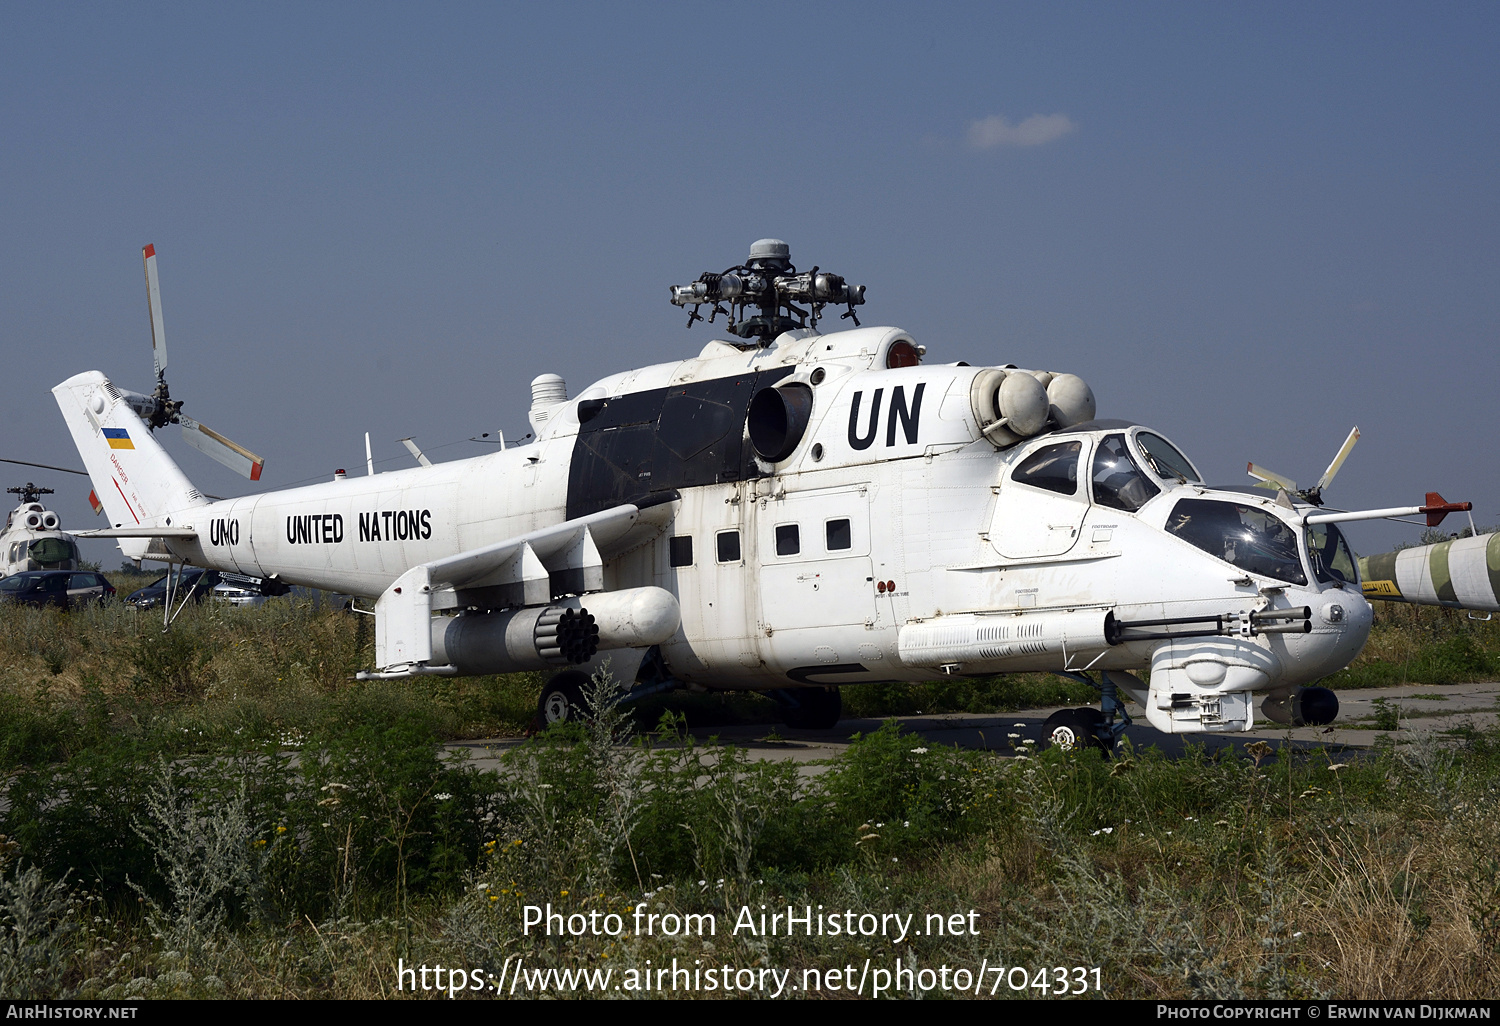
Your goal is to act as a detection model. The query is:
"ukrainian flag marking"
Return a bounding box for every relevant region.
[103,427,135,450]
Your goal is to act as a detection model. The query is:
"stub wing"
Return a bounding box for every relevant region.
[373,495,680,672]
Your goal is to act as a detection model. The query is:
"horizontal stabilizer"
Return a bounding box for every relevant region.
[73,526,199,539]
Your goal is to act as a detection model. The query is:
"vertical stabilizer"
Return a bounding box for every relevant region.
[52,371,208,556]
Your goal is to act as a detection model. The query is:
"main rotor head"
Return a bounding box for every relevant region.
[6,483,53,506]
[669,240,866,342]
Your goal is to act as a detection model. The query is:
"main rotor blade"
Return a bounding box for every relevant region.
[0,457,89,476]
[142,244,168,380]
[179,416,264,481]
[1315,426,1361,494]
[1247,462,1298,493]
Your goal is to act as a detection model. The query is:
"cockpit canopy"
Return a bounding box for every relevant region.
[1164,499,1358,587]
[1008,425,1202,514]
[1003,424,1355,587]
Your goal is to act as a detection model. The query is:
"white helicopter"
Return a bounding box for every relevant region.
[54,241,1472,749]
[0,482,81,578]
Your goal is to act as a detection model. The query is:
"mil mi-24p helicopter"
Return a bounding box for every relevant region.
[54,240,1473,749]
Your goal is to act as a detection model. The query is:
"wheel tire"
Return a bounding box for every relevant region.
[536,672,589,726]
[1043,709,1103,752]
[783,687,842,730]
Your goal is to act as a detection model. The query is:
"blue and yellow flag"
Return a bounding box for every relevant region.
[102,427,134,450]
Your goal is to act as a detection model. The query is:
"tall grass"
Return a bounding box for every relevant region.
[1328,603,1500,688]
[2,597,1498,998]
[4,688,1498,998]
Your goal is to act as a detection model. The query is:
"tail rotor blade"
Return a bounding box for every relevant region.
[1316,426,1361,495]
[142,244,169,380]
[399,437,433,468]
[179,416,265,481]
[1247,462,1298,493]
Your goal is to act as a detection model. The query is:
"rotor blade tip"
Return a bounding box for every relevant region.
[143,244,155,258]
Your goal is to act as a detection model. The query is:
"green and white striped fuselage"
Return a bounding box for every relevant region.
[1360,533,1500,612]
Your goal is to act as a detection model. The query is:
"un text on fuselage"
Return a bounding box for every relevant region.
[847,383,925,451]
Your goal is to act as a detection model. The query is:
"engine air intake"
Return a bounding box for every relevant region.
[747,382,814,463]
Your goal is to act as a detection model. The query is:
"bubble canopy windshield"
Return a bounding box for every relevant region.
[1165,498,1308,585]
[1135,431,1201,483]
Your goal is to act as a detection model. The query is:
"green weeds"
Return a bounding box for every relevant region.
[2,598,1499,997]
[1329,604,1500,688]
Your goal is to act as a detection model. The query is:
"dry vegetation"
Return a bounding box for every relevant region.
[0,593,1497,999]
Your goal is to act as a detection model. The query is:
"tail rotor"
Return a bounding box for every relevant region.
[1248,426,1360,506]
[130,245,265,480]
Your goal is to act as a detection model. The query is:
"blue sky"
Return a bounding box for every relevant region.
[3,2,1497,560]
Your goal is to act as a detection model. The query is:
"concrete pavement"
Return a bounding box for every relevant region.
[446,681,1500,773]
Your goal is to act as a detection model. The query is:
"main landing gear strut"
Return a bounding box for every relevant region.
[534,647,683,727]
[1043,671,1134,755]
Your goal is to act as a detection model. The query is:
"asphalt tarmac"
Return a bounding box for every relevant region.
[446,681,1500,775]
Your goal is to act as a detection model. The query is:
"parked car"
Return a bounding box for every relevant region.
[124,567,224,609]
[126,568,284,610]
[211,572,272,608]
[0,570,115,609]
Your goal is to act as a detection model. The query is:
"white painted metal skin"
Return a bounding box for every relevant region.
[53,324,1373,734]
[1,501,79,578]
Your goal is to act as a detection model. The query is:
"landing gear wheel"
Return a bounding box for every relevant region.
[782,687,843,730]
[1043,708,1106,752]
[537,671,589,726]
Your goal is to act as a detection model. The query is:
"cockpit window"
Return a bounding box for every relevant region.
[1092,434,1160,512]
[1012,441,1081,496]
[1135,432,1200,483]
[1167,499,1308,585]
[1307,522,1358,585]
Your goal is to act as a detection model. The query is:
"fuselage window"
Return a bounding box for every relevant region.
[669,535,694,567]
[716,530,741,563]
[1012,441,1082,496]
[775,524,800,556]
[825,518,852,551]
[1092,434,1160,513]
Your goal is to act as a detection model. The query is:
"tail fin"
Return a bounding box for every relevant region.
[52,371,207,555]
